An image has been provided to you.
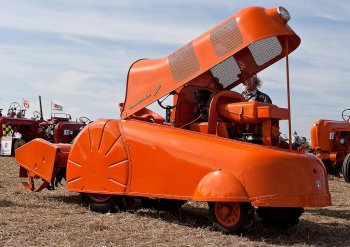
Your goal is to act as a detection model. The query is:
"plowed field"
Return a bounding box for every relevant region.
[0,157,349,246]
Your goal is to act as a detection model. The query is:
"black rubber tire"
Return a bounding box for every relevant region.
[257,207,304,226]
[323,160,342,176]
[342,153,350,182]
[208,202,254,234]
[12,139,26,155]
[81,193,123,213]
[141,198,186,211]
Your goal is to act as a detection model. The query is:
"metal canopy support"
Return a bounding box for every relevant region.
[285,39,292,150]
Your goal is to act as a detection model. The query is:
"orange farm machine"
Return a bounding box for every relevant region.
[310,109,350,182]
[15,6,331,234]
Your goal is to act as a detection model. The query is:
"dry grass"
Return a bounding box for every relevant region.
[0,156,349,247]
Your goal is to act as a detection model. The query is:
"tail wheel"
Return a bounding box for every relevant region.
[208,202,254,234]
[343,153,350,182]
[257,207,304,226]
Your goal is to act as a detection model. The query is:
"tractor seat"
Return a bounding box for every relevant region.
[217,101,289,125]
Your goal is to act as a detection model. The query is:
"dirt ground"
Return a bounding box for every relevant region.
[0,156,349,247]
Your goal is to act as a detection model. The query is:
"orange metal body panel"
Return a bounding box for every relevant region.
[189,122,209,133]
[15,139,71,182]
[66,119,129,195]
[118,120,329,207]
[121,6,300,118]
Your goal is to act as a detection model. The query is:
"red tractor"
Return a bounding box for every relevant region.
[310,109,350,182]
[0,100,90,154]
[1,102,43,152]
[39,113,91,144]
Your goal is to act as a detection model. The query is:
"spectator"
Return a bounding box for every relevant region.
[12,127,22,139]
[242,75,272,104]
[292,131,301,148]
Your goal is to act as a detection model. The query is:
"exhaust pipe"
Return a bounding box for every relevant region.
[39,95,44,120]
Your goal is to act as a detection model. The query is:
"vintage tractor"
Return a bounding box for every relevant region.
[15,6,331,234]
[0,100,89,154]
[310,109,350,182]
[1,102,43,152]
[39,113,91,144]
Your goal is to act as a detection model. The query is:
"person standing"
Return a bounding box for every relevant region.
[242,75,272,104]
[12,127,22,139]
[292,131,301,148]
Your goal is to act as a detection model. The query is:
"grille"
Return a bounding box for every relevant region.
[168,42,200,83]
[248,36,282,66]
[210,17,243,57]
[210,56,241,88]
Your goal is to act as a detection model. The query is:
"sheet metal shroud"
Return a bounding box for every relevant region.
[121,6,300,118]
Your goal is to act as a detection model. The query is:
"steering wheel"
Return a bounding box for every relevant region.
[342,109,350,122]
[33,111,42,120]
[157,94,176,110]
[8,102,21,116]
[79,116,92,125]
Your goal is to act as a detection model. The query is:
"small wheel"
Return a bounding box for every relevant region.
[342,153,350,182]
[257,207,304,226]
[208,202,254,234]
[322,160,342,176]
[342,109,350,122]
[81,193,121,213]
[13,139,26,154]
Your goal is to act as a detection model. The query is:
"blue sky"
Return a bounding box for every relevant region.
[0,0,349,139]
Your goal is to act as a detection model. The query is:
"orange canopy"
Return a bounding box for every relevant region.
[121,6,300,118]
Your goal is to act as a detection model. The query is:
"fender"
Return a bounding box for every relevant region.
[192,170,249,202]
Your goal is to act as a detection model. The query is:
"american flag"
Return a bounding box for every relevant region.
[52,102,63,111]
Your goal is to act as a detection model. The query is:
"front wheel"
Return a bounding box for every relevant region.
[342,153,350,182]
[208,202,254,234]
[257,207,304,226]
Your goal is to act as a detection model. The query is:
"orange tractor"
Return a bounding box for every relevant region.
[310,109,350,182]
[15,6,331,234]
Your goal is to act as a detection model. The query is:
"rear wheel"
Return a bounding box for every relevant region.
[343,153,350,182]
[208,202,254,234]
[257,207,304,226]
